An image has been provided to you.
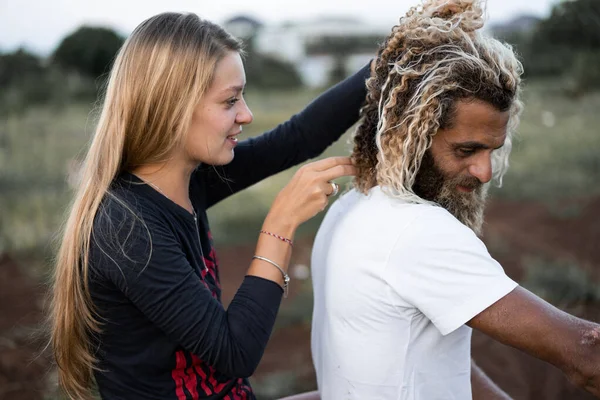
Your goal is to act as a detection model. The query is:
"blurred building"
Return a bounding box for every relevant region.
[489,15,541,37]
[225,15,389,88]
[223,15,263,40]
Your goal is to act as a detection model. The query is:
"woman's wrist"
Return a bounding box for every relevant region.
[263,211,297,240]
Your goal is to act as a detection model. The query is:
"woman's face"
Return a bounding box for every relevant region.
[184,51,253,166]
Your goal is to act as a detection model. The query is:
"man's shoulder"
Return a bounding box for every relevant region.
[335,187,469,231]
[395,203,481,250]
[374,194,467,233]
[412,203,466,229]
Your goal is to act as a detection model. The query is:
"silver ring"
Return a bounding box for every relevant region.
[329,182,339,197]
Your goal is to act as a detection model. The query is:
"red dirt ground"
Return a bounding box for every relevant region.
[2,197,600,399]
[0,254,53,400]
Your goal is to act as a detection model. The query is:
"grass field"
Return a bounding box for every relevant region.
[4,80,598,254]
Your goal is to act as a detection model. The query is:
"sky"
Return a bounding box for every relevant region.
[0,0,558,55]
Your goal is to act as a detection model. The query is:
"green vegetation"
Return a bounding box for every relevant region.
[495,0,600,94]
[522,258,600,308]
[491,82,600,202]
[52,26,124,78]
[2,79,600,254]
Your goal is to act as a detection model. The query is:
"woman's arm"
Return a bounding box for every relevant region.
[199,63,371,208]
[94,157,356,377]
[92,209,284,378]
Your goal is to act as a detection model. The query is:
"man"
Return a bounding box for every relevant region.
[310,1,600,399]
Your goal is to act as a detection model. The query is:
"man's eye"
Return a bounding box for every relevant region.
[458,148,476,156]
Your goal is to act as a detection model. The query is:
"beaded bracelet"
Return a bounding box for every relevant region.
[260,230,293,247]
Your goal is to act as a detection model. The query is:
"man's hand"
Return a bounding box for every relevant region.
[471,359,512,399]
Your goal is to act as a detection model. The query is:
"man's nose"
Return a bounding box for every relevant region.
[468,154,493,184]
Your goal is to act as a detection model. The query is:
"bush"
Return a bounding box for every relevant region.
[496,0,600,79]
[0,66,99,115]
[522,258,600,307]
[52,26,124,79]
[567,51,600,96]
[0,49,53,113]
[0,49,45,88]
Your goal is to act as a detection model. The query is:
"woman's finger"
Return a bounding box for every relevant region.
[308,156,353,172]
[320,164,357,182]
[325,181,339,197]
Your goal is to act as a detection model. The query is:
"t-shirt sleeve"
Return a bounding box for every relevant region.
[384,207,518,336]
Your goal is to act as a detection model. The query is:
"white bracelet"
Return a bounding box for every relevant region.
[252,255,290,298]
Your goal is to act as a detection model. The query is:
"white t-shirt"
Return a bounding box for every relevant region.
[311,187,517,400]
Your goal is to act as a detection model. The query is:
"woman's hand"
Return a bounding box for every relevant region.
[265,157,356,237]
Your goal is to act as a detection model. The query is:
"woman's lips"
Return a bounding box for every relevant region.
[226,131,242,145]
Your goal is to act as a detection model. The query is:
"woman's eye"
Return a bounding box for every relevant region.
[226,98,240,107]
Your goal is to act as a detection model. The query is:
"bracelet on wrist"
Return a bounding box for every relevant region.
[252,255,290,298]
[260,230,293,247]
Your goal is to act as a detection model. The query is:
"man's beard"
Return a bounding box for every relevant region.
[413,150,488,235]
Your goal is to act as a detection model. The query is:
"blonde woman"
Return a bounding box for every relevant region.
[51,12,369,400]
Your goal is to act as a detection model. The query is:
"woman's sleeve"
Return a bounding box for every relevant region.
[90,207,283,378]
[198,63,371,208]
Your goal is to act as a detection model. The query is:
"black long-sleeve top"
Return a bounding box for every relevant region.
[89,64,370,400]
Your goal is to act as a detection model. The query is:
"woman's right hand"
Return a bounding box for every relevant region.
[264,157,357,237]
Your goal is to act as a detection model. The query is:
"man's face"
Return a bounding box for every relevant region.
[413,99,510,234]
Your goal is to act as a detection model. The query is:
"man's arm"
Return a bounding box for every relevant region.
[467,286,600,397]
[471,359,512,399]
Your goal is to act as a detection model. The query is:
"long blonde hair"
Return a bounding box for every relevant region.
[50,13,241,399]
[352,0,523,201]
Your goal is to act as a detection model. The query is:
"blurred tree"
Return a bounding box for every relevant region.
[0,49,58,112]
[532,0,600,51]
[567,51,600,96]
[495,0,600,84]
[491,16,540,76]
[527,0,600,77]
[0,48,44,88]
[52,26,124,79]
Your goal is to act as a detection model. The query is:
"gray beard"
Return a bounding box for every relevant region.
[413,151,488,235]
[436,181,488,235]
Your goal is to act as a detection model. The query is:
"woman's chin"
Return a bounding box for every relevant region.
[194,147,236,166]
[212,151,235,166]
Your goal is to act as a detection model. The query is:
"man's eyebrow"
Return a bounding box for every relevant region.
[452,141,504,150]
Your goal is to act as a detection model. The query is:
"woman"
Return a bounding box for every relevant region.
[50,11,369,400]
